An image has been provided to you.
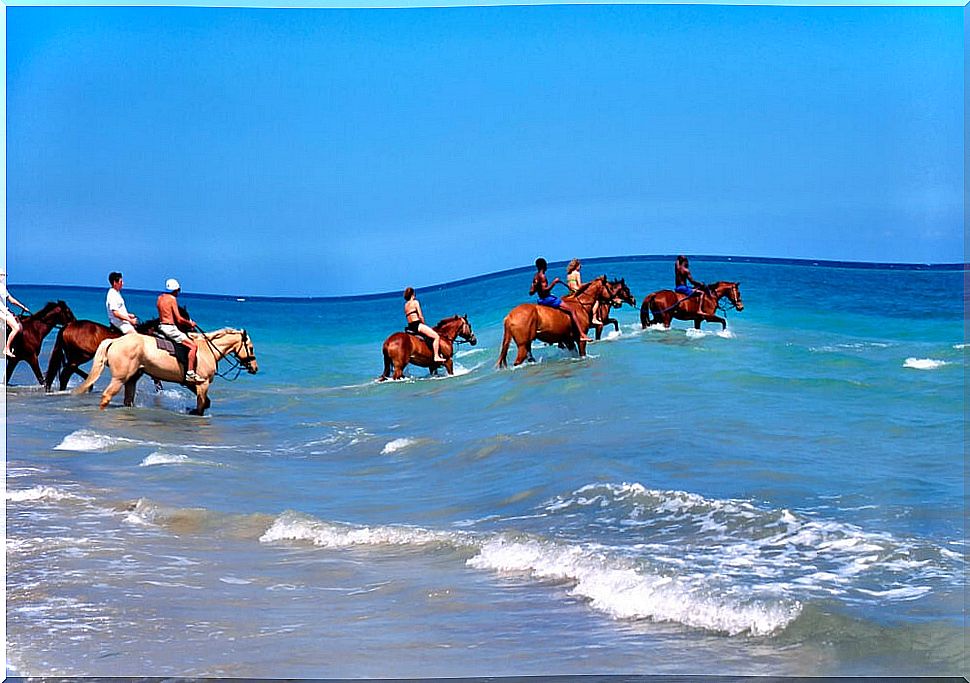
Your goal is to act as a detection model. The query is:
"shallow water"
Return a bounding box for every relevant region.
[5,258,966,676]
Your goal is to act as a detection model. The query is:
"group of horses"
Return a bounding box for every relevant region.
[381,275,744,377]
[5,276,743,412]
[4,302,257,415]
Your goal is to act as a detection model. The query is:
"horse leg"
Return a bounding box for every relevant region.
[123,371,144,407]
[6,358,19,384]
[188,382,210,416]
[578,339,587,358]
[444,358,454,376]
[99,377,126,410]
[378,349,392,381]
[28,354,45,385]
[62,365,88,392]
[594,323,603,341]
[514,340,531,366]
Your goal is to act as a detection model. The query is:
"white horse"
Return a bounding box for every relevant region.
[74,328,257,415]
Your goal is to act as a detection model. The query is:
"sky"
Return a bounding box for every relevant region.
[4,3,965,297]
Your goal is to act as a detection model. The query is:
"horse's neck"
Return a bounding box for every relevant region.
[435,319,461,339]
[571,281,605,307]
[206,331,241,359]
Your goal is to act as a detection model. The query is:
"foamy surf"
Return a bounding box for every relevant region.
[259,512,464,548]
[257,510,799,635]
[466,536,800,636]
[54,429,146,452]
[381,437,421,454]
[139,452,193,467]
[903,358,947,370]
[6,486,85,503]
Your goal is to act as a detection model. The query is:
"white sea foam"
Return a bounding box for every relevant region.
[259,512,461,548]
[139,452,192,467]
[466,536,799,636]
[54,429,144,452]
[6,486,83,503]
[381,437,419,455]
[903,358,947,370]
[953,343,967,349]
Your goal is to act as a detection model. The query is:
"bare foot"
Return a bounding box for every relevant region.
[3,349,15,358]
[592,319,603,325]
[434,357,447,363]
[578,336,591,342]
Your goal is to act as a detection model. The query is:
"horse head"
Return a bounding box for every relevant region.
[234,329,259,374]
[436,315,477,346]
[34,300,76,326]
[716,281,743,311]
[608,278,636,308]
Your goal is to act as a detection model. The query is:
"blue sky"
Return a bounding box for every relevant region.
[5,4,964,297]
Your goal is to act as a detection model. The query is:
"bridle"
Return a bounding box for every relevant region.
[197,328,257,380]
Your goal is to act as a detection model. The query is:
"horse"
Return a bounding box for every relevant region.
[73,328,258,415]
[45,314,181,392]
[639,281,744,330]
[589,278,637,340]
[379,315,477,381]
[5,301,76,385]
[497,275,616,368]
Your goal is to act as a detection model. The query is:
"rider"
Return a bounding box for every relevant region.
[674,255,707,298]
[531,258,589,342]
[157,278,202,383]
[566,258,602,326]
[106,271,139,335]
[1,267,30,358]
[404,287,446,362]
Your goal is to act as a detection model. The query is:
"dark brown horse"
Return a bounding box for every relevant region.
[589,278,637,340]
[497,276,616,368]
[640,281,744,330]
[379,315,477,381]
[5,301,76,385]
[45,306,192,392]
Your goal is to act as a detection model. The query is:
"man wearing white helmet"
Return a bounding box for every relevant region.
[1,267,30,358]
[156,277,201,383]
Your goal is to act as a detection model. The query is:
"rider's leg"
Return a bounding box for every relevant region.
[591,301,602,325]
[561,303,590,341]
[3,312,21,357]
[419,323,445,361]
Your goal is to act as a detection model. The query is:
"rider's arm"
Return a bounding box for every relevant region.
[174,308,197,330]
[414,300,426,324]
[7,294,28,312]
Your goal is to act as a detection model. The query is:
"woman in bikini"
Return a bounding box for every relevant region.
[565,259,602,326]
[403,287,445,363]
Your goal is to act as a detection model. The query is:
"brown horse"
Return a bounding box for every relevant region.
[589,278,637,340]
[73,328,257,415]
[640,281,744,330]
[5,301,76,385]
[497,276,616,368]
[44,313,183,392]
[379,315,477,381]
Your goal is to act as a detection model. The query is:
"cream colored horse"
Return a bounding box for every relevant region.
[74,328,258,415]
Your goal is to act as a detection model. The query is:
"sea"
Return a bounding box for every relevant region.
[4,257,967,678]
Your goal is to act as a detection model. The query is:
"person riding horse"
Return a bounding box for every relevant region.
[157,278,202,383]
[1,268,30,358]
[674,255,708,299]
[531,258,589,342]
[403,287,445,363]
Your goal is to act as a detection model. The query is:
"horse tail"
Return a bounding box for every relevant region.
[380,344,392,380]
[497,316,512,368]
[44,328,66,391]
[74,338,112,395]
[640,294,656,328]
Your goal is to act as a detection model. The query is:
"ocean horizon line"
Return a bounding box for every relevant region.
[16,254,968,303]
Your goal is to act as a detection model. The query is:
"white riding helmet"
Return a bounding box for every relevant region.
[165,278,181,292]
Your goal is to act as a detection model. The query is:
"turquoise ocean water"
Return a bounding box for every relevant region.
[5,258,966,676]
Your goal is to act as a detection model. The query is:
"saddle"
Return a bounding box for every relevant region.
[153,335,190,371]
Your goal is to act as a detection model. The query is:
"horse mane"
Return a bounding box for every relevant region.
[434,315,462,329]
[568,275,606,298]
[28,300,68,320]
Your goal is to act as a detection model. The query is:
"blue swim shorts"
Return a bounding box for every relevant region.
[674,285,693,295]
[537,295,562,308]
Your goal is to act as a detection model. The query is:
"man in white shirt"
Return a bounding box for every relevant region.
[106,271,138,334]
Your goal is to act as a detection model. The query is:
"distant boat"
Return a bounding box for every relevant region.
[236,298,246,302]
